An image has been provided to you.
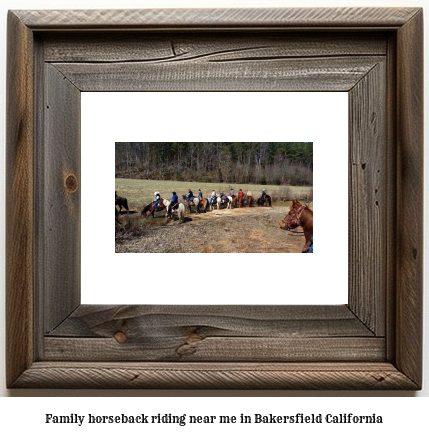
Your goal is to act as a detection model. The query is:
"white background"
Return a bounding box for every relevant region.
[82,92,348,305]
[0,0,428,427]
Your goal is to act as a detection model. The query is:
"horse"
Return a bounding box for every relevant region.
[198,197,209,212]
[115,207,122,225]
[183,194,200,214]
[164,200,186,223]
[115,191,129,214]
[217,195,232,209]
[209,196,218,211]
[247,195,254,207]
[280,200,313,253]
[141,198,166,218]
[230,195,237,208]
[257,195,272,207]
[238,195,246,207]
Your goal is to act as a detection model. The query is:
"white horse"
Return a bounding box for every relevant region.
[176,203,185,223]
[217,195,232,210]
[209,196,218,211]
[186,196,200,214]
[164,200,186,223]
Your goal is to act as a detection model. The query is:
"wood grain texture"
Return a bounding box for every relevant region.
[48,305,374,338]
[42,33,388,63]
[43,64,81,333]
[395,9,423,388]
[11,362,419,390]
[6,7,423,390]
[52,56,384,92]
[6,11,35,388]
[44,337,385,362]
[14,8,421,29]
[44,305,381,362]
[348,62,386,335]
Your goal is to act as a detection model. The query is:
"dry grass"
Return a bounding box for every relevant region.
[115,178,312,212]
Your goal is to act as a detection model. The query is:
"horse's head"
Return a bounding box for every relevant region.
[291,199,302,210]
[280,200,305,230]
[141,203,152,217]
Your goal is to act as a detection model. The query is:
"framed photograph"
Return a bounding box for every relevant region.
[6,7,423,389]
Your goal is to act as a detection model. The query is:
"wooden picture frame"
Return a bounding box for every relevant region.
[6,7,423,389]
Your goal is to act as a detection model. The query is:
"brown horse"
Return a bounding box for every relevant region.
[231,195,237,208]
[280,200,313,253]
[115,207,122,225]
[238,195,246,207]
[141,198,166,218]
[247,195,254,207]
[115,191,129,214]
[198,197,209,212]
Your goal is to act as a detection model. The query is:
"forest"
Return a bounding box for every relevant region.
[115,142,313,186]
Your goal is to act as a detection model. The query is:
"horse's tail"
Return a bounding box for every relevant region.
[268,196,272,207]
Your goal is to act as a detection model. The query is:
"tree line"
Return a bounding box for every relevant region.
[115,142,313,186]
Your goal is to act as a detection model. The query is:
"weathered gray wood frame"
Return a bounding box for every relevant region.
[6,8,423,390]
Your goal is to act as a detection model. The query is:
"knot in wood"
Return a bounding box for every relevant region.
[114,331,128,343]
[64,174,78,193]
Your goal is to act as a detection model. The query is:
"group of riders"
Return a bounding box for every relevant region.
[153,187,270,215]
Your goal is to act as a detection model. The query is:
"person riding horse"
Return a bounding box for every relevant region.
[186,189,194,200]
[168,191,179,215]
[261,189,267,202]
[153,191,161,211]
[209,189,216,204]
[198,189,203,199]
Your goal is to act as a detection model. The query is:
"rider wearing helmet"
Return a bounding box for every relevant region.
[154,191,161,212]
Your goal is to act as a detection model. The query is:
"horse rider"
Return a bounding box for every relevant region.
[246,189,253,203]
[209,189,216,204]
[153,191,161,211]
[198,189,203,199]
[168,191,178,215]
[261,189,267,201]
[229,188,234,197]
[220,192,226,200]
[186,188,194,205]
[238,189,244,200]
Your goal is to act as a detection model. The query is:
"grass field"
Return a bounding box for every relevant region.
[115,178,312,211]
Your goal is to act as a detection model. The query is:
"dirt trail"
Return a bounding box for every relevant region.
[115,203,306,253]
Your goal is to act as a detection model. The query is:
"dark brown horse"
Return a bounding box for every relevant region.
[257,194,272,207]
[141,198,166,218]
[280,200,313,253]
[115,191,129,213]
